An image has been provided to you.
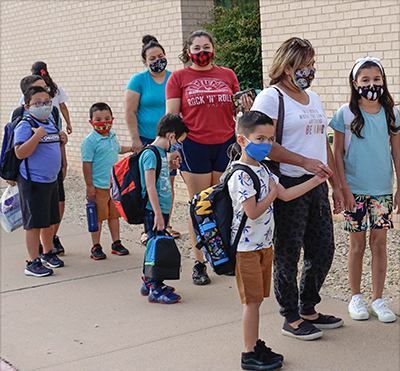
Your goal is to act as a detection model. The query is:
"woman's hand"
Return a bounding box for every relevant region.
[153,212,165,232]
[131,138,143,153]
[240,93,254,112]
[342,187,357,213]
[59,131,68,147]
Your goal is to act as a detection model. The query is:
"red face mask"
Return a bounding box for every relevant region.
[189,50,214,67]
[90,118,114,134]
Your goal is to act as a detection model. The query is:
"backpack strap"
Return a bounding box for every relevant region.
[139,144,162,208]
[342,104,354,157]
[15,116,39,181]
[226,164,261,249]
[51,106,61,130]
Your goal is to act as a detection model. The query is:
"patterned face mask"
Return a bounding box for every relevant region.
[90,118,113,134]
[189,50,214,67]
[357,84,384,101]
[148,57,168,73]
[292,68,315,90]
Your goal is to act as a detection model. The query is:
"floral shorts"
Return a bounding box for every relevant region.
[344,194,393,232]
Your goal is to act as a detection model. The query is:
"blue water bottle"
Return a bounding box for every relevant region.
[86,198,99,232]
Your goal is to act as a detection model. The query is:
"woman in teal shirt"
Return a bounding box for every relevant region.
[124,35,180,241]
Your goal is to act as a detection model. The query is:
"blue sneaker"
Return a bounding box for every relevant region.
[25,258,54,277]
[41,251,64,268]
[148,285,181,304]
[140,276,175,296]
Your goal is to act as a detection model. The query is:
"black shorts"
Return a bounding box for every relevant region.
[57,169,65,202]
[17,175,60,230]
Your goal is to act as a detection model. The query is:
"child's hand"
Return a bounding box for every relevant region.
[86,185,96,200]
[32,126,47,138]
[343,188,357,212]
[59,131,68,146]
[153,213,165,232]
[167,151,182,170]
[268,177,277,199]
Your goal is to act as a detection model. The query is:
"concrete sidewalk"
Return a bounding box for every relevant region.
[1,219,399,371]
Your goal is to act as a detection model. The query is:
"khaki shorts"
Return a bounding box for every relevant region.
[235,248,273,304]
[94,187,120,221]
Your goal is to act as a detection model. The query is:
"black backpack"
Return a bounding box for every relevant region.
[0,107,61,181]
[190,164,261,275]
[110,145,162,224]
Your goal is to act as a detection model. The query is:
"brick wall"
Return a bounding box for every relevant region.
[0,0,213,203]
[259,0,400,228]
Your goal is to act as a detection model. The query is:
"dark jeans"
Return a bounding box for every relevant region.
[273,175,334,322]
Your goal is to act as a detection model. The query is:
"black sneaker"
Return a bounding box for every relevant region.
[90,244,107,260]
[25,258,53,277]
[52,235,65,255]
[282,318,323,340]
[40,251,65,268]
[255,339,284,363]
[241,344,282,371]
[302,313,343,329]
[111,240,129,255]
[192,260,211,285]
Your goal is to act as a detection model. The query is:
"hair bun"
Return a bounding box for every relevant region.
[142,35,158,46]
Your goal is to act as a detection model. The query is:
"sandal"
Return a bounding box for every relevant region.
[140,232,148,245]
[166,226,181,239]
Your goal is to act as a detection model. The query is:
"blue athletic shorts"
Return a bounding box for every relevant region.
[179,135,236,174]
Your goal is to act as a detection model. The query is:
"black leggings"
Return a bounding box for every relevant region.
[273,175,334,322]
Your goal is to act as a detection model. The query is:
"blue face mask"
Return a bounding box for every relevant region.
[168,141,182,153]
[244,136,272,162]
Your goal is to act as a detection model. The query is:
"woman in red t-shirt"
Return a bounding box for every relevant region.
[166,30,246,285]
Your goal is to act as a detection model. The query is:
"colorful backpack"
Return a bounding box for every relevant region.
[110,145,161,224]
[190,164,261,275]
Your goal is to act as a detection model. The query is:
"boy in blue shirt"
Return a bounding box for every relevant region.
[81,103,131,260]
[14,86,68,276]
[139,113,189,304]
[228,111,330,370]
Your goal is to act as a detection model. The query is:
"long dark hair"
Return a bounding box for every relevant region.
[141,35,165,60]
[349,61,397,138]
[179,30,214,63]
[31,61,58,98]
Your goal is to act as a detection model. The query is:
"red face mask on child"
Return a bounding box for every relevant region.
[90,118,114,134]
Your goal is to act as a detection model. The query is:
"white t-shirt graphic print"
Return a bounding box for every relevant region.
[228,161,279,252]
[251,86,328,177]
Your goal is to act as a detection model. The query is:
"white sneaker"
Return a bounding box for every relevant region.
[348,294,369,320]
[371,299,396,323]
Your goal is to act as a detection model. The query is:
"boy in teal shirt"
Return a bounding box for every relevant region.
[81,103,131,260]
[139,113,189,304]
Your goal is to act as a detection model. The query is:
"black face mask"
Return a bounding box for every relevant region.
[357,84,384,101]
[148,58,167,73]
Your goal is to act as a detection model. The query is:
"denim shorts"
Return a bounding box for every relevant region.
[179,135,236,174]
[144,209,170,240]
[344,194,393,232]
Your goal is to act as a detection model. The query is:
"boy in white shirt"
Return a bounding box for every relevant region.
[228,111,330,371]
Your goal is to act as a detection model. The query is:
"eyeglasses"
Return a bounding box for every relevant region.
[289,38,311,49]
[28,100,52,108]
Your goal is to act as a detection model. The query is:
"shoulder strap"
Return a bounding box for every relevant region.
[144,145,162,181]
[227,164,261,249]
[272,86,284,145]
[51,106,61,130]
[342,104,354,157]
